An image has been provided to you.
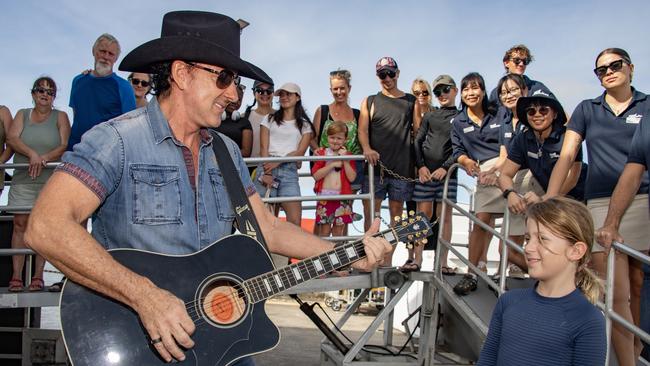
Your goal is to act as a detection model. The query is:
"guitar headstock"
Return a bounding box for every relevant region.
[393,211,433,248]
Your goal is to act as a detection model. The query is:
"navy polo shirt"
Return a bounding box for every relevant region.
[489,75,554,105]
[451,107,503,163]
[498,109,527,149]
[568,89,650,201]
[508,124,585,200]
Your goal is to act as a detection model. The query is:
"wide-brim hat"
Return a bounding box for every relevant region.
[119,11,272,84]
[516,90,567,127]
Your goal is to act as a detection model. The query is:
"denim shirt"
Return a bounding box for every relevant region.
[57,98,256,254]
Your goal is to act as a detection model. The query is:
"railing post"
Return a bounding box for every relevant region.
[368,162,375,223]
[605,246,616,366]
[499,207,511,294]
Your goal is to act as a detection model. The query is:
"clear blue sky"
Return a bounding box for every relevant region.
[2,0,649,204]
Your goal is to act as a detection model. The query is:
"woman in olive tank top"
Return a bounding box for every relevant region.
[6,77,70,292]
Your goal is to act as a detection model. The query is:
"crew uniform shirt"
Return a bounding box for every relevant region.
[451,107,504,163]
[627,115,650,211]
[568,89,650,201]
[498,109,527,149]
[489,75,553,106]
[68,72,136,150]
[414,106,458,174]
[57,98,255,254]
[507,124,585,200]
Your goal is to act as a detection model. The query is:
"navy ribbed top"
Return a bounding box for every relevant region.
[478,286,606,366]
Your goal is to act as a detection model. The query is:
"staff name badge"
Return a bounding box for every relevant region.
[463,126,475,133]
[504,132,512,138]
[527,151,541,159]
[489,123,501,129]
[626,114,642,124]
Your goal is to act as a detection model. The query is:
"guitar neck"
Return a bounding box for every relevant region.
[243,227,401,303]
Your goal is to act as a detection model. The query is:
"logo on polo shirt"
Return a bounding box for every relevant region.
[626,114,642,124]
[527,151,541,159]
[549,152,560,159]
[489,123,500,129]
[463,126,475,133]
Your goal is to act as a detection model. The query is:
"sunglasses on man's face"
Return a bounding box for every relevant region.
[186,62,239,89]
[413,90,429,97]
[433,85,452,97]
[377,70,396,80]
[526,105,552,117]
[32,87,56,97]
[254,87,274,96]
[510,57,530,66]
[130,78,151,87]
[593,59,626,78]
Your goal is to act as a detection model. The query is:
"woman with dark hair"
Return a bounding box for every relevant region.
[546,47,649,365]
[0,106,13,197]
[245,80,275,160]
[128,72,152,108]
[256,82,313,227]
[6,77,70,292]
[450,72,503,295]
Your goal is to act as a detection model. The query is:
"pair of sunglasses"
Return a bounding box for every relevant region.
[377,70,396,80]
[254,87,274,95]
[130,78,151,87]
[32,87,56,97]
[593,59,626,78]
[526,105,552,117]
[433,85,452,97]
[186,62,239,89]
[413,90,429,97]
[510,57,530,66]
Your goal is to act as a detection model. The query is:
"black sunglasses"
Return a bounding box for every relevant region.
[186,62,239,89]
[510,57,530,66]
[254,87,274,96]
[32,87,56,97]
[526,106,551,117]
[593,59,626,78]
[377,70,396,80]
[413,90,429,97]
[130,78,151,88]
[433,85,452,97]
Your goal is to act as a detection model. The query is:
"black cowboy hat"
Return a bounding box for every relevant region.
[516,90,567,127]
[119,11,272,84]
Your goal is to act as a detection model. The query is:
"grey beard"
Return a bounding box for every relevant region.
[94,61,112,76]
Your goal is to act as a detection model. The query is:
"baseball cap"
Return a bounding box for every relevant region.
[274,82,302,97]
[253,80,273,90]
[376,57,398,72]
[432,75,456,90]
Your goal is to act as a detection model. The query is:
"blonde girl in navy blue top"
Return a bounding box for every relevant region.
[545,48,649,365]
[478,197,605,366]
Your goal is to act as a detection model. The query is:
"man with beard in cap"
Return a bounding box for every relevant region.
[26,11,391,364]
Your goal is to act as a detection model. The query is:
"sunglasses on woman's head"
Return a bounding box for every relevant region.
[526,106,551,117]
[130,78,151,87]
[32,87,56,97]
[413,90,429,97]
[377,70,396,80]
[593,59,626,78]
[254,87,274,96]
[433,85,452,97]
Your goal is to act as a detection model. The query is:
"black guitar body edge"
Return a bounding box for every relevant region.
[60,234,280,366]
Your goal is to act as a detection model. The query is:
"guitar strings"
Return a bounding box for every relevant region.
[182,221,428,326]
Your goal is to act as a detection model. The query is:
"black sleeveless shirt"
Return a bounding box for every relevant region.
[369,92,416,178]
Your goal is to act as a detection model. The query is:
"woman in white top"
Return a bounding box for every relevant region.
[257,82,313,226]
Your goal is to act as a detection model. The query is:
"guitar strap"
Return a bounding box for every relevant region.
[209,131,271,257]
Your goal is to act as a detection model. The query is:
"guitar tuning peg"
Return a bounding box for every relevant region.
[394,216,401,222]
[416,233,422,238]
[401,212,407,218]
[401,221,408,227]
[409,210,415,216]
[421,239,428,244]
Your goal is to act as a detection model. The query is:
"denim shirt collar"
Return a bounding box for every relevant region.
[146,97,214,146]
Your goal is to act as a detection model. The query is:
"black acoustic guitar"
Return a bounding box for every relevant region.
[59,214,431,365]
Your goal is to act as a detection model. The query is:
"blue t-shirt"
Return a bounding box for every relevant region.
[489,75,554,106]
[478,286,606,366]
[508,124,585,200]
[451,107,505,163]
[68,72,136,150]
[567,89,649,200]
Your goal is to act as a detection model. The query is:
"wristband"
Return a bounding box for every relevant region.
[502,188,516,199]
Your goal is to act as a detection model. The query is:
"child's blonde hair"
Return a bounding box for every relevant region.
[526,196,602,304]
[327,121,348,137]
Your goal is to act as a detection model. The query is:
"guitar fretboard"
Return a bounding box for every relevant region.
[243,228,399,303]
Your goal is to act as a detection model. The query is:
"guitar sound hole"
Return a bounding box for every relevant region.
[199,277,248,328]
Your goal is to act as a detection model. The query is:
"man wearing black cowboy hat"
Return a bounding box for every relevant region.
[26,11,391,364]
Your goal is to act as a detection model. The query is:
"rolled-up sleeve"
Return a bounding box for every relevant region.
[57,123,124,202]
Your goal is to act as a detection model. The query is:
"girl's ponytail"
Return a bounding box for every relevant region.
[575,264,602,304]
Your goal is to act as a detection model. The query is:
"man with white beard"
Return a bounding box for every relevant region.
[67,33,136,150]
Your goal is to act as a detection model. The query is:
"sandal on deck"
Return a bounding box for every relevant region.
[399,259,421,273]
[8,278,24,292]
[28,277,44,292]
[453,274,478,296]
[441,266,457,276]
